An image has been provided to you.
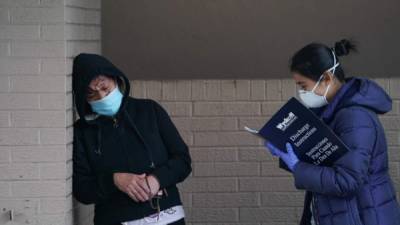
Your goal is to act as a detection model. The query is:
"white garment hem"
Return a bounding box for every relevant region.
[121,205,185,225]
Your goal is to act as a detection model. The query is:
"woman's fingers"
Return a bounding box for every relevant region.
[128,183,147,202]
[146,175,161,196]
[120,173,154,202]
[286,142,295,155]
[127,191,139,202]
[137,178,151,195]
[132,181,150,202]
[135,182,150,201]
[265,141,280,156]
[126,184,140,202]
[135,173,150,197]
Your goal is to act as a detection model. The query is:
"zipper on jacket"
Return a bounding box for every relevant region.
[347,200,358,225]
[113,117,119,128]
[313,195,320,225]
[124,110,156,170]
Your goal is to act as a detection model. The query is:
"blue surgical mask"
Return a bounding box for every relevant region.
[88,86,123,116]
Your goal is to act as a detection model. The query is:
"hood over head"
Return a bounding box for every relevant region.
[72,53,131,123]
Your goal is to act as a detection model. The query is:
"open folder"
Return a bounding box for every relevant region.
[244,97,349,171]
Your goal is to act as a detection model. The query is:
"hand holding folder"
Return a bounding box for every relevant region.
[265,142,299,171]
[244,97,350,171]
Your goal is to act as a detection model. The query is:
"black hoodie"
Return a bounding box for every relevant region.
[72,53,192,225]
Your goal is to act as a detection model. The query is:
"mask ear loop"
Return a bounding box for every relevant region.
[323,79,332,97]
[330,49,340,75]
[309,50,340,94]
[311,74,324,93]
[322,50,340,102]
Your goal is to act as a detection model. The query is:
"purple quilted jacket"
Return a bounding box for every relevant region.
[294,77,400,225]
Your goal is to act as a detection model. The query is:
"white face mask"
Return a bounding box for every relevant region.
[298,51,339,108]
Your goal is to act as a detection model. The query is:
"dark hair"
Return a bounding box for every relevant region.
[290,39,357,82]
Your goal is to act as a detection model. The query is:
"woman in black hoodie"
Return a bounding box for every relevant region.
[72,53,192,225]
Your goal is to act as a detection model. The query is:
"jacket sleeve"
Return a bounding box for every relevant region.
[293,107,376,197]
[150,101,192,189]
[72,123,119,205]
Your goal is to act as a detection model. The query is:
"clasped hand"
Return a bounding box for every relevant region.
[113,173,160,202]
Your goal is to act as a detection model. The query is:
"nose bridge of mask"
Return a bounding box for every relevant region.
[88,86,123,116]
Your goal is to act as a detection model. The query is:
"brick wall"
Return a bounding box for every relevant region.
[0,0,69,224]
[65,0,101,225]
[1,0,399,224]
[0,0,101,225]
[130,78,400,225]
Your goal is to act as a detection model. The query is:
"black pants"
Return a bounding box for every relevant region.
[169,218,185,225]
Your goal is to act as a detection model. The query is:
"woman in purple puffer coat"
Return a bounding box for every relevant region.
[266,39,400,225]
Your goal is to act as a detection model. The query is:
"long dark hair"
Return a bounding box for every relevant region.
[290,39,357,82]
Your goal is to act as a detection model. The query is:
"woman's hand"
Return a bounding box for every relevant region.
[113,172,151,202]
[264,141,299,171]
[146,175,161,197]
